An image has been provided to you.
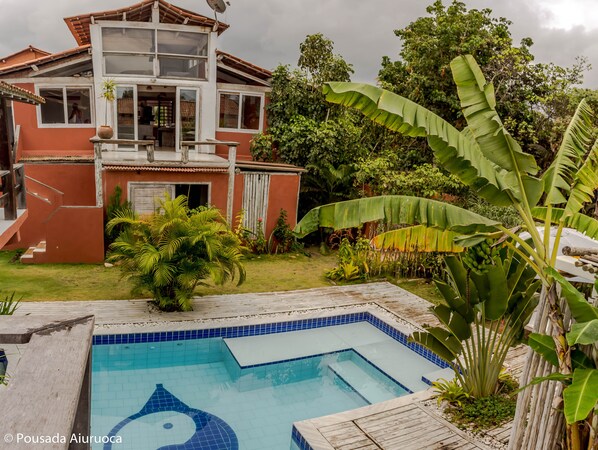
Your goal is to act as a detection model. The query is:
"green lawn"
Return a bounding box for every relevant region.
[0,250,442,303]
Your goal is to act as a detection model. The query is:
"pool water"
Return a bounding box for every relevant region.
[92,321,444,449]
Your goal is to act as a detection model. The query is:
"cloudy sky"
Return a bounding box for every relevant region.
[1,0,597,87]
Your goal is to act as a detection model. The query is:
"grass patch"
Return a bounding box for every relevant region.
[0,250,338,301]
[0,249,443,303]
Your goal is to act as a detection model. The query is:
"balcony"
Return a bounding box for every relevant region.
[90,138,238,169]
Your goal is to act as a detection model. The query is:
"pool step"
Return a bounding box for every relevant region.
[327,360,401,404]
[421,367,455,386]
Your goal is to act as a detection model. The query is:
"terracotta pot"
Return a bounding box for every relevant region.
[97,125,114,139]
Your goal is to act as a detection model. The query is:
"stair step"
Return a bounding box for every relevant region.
[328,360,405,404]
[20,240,46,263]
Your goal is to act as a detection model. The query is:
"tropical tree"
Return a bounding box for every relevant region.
[379,0,589,167]
[293,55,598,450]
[107,195,245,312]
[413,248,540,398]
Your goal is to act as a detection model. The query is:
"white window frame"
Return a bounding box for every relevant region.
[101,23,210,81]
[36,85,95,128]
[216,90,264,133]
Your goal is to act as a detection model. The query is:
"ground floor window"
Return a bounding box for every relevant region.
[129,182,209,214]
[175,184,209,210]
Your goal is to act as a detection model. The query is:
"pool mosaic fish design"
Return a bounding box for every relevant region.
[105,384,238,450]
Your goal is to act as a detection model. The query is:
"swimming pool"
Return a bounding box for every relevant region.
[91,312,450,449]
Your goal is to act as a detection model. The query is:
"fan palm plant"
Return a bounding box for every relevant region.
[413,248,540,398]
[106,195,246,312]
[293,55,598,450]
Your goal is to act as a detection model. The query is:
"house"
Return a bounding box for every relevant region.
[0,81,43,248]
[0,0,302,263]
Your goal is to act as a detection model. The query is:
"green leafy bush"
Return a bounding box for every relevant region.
[433,378,470,407]
[448,395,517,430]
[106,195,245,312]
[326,238,370,281]
[268,209,297,254]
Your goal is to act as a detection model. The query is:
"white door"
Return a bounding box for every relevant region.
[176,87,200,152]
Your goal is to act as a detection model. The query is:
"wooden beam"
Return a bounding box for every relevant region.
[0,97,16,220]
[227,145,236,224]
[0,316,94,449]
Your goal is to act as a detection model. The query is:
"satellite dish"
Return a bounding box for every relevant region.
[206,0,227,14]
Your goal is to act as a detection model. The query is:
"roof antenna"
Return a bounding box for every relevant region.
[206,0,229,31]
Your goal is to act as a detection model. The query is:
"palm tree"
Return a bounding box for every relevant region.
[294,55,598,450]
[106,195,246,312]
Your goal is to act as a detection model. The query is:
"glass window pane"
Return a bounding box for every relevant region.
[241,95,262,130]
[159,57,205,79]
[66,88,92,124]
[116,87,135,141]
[179,89,197,143]
[39,88,65,124]
[102,27,154,53]
[157,31,208,56]
[219,93,239,129]
[105,54,154,76]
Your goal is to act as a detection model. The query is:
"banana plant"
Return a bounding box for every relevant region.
[293,55,598,450]
[413,248,540,398]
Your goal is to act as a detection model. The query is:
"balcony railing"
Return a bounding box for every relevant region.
[90,138,239,221]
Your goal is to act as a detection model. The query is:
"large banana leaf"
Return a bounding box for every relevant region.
[323,82,519,206]
[293,196,500,238]
[529,332,595,370]
[563,368,598,423]
[564,140,598,217]
[567,319,598,346]
[546,267,598,323]
[451,55,539,179]
[531,207,598,240]
[528,333,559,366]
[371,225,464,252]
[542,99,594,205]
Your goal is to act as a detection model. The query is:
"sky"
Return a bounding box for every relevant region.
[1,0,597,88]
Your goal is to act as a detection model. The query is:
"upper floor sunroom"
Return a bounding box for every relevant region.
[0,0,271,87]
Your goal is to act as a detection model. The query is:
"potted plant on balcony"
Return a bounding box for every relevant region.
[97,79,116,139]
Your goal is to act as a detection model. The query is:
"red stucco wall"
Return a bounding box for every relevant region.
[25,163,96,205]
[214,131,256,161]
[13,83,94,157]
[43,206,105,263]
[265,174,300,235]
[5,163,97,250]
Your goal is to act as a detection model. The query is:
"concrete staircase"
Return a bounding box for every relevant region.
[20,240,46,264]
